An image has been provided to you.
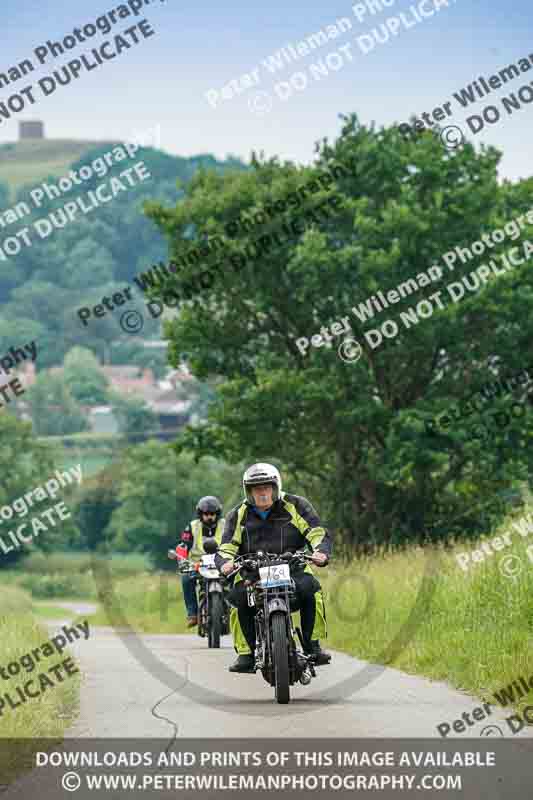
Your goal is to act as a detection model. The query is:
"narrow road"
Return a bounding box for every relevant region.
[4,607,532,799]
[42,605,533,740]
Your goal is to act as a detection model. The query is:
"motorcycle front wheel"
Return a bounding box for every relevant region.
[208,592,222,649]
[270,611,290,704]
[198,599,207,637]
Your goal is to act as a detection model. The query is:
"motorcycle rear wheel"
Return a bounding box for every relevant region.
[271,612,290,704]
[208,592,222,649]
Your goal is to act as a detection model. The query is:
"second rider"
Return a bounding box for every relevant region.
[174,495,225,627]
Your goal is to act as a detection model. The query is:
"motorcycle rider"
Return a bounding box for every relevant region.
[215,463,332,673]
[174,496,225,627]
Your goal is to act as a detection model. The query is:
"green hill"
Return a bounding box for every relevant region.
[0,136,248,372]
[0,139,116,193]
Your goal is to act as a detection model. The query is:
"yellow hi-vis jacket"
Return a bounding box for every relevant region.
[178,518,225,560]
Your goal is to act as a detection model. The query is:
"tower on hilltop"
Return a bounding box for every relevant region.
[19,120,45,140]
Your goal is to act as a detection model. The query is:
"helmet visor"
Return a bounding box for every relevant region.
[244,477,277,488]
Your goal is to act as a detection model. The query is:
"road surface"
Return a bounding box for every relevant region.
[41,603,533,740]
[3,603,532,799]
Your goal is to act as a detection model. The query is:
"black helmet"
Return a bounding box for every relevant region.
[196,496,222,529]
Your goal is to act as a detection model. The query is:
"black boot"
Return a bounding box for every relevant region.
[228,654,256,673]
[306,640,331,665]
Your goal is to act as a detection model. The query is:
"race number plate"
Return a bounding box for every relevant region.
[259,563,291,588]
[199,568,220,578]
[201,554,216,567]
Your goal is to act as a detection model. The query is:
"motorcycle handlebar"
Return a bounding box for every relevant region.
[225,550,320,578]
[176,559,196,573]
[168,550,194,572]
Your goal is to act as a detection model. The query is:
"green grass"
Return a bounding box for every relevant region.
[2,552,151,599]
[87,572,189,634]
[20,551,149,575]
[61,452,113,477]
[320,506,533,716]
[37,432,121,445]
[0,587,80,783]
[31,602,78,619]
[2,569,97,599]
[0,139,115,193]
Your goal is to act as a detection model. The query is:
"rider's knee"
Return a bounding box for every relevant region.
[227,582,248,609]
[295,572,321,596]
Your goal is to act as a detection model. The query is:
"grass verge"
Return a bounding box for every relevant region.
[0,587,80,784]
[320,505,533,720]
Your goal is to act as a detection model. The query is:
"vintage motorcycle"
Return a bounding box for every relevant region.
[228,549,319,704]
[168,538,230,648]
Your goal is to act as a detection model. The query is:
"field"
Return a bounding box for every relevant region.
[61,451,113,478]
[2,552,151,599]
[36,433,120,478]
[0,139,116,194]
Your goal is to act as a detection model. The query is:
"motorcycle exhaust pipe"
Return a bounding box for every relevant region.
[300,668,312,685]
[296,648,313,685]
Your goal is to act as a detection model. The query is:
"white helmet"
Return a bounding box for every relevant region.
[243,462,282,503]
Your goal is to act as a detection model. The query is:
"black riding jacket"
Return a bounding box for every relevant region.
[215,492,331,567]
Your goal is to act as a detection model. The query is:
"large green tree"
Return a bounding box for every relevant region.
[144,114,533,552]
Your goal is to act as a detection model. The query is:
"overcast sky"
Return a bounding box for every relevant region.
[1,0,532,181]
